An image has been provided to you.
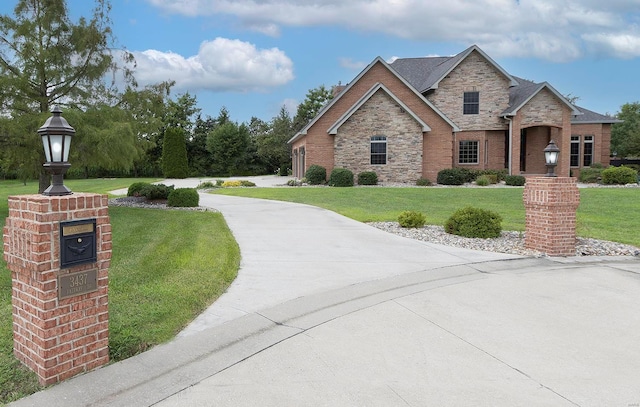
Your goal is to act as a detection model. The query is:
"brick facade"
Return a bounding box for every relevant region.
[3,193,111,385]
[290,47,613,183]
[523,178,580,256]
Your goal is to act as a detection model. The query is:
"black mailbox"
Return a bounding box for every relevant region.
[60,219,97,268]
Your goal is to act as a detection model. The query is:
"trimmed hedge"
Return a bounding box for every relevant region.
[140,184,174,201]
[444,206,502,238]
[601,166,638,185]
[357,171,378,185]
[437,168,473,185]
[305,165,327,185]
[167,188,200,207]
[329,168,354,187]
[504,175,526,186]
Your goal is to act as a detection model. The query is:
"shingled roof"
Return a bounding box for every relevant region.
[390,45,617,123]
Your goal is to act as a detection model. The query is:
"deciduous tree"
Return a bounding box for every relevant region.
[612,102,640,158]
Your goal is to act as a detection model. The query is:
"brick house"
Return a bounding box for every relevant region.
[288,45,619,182]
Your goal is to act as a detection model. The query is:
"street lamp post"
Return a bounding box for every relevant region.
[544,139,560,177]
[39,106,75,196]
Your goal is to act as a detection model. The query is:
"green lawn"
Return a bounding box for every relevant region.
[213,186,640,247]
[1,179,239,404]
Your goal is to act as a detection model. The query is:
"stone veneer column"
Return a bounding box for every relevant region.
[523,177,580,257]
[2,193,111,385]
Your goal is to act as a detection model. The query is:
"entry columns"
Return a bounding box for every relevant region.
[523,177,580,257]
[2,193,111,385]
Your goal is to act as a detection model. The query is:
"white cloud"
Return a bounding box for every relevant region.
[131,37,294,92]
[339,57,367,70]
[147,0,640,61]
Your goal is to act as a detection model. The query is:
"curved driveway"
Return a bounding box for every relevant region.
[10,181,640,407]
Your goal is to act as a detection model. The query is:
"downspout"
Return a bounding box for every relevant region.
[504,116,513,175]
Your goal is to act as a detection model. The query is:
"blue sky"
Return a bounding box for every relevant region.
[3,0,640,123]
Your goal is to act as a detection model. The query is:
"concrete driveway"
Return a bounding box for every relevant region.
[10,188,640,407]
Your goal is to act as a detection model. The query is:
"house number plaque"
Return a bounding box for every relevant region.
[58,269,98,299]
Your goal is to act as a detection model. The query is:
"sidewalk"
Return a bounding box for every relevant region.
[9,190,640,407]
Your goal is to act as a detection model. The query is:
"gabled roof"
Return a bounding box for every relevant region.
[328,83,431,135]
[571,106,622,124]
[390,45,519,92]
[288,56,459,144]
[502,76,581,117]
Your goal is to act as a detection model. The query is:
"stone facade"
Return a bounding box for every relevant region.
[335,90,423,183]
[520,88,564,127]
[427,50,511,131]
[3,193,111,385]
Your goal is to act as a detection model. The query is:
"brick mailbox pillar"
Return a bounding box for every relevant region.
[523,177,580,257]
[2,193,111,385]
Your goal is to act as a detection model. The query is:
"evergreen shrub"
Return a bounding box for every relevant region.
[601,166,638,185]
[162,126,189,178]
[357,171,378,185]
[167,188,199,207]
[437,168,473,185]
[329,168,354,187]
[504,175,526,186]
[127,182,152,197]
[398,211,426,228]
[141,184,174,200]
[578,166,603,183]
[444,206,502,238]
[416,177,432,186]
[305,165,327,185]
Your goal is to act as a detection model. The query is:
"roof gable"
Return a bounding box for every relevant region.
[502,80,581,117]
[288,57,459,144]
[328,83,431,135]
[390,45,519,92]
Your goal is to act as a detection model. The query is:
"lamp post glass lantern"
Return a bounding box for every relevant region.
[544,139,560,177]
[39,106,75,195]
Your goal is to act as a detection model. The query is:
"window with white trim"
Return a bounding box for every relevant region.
[370,136,387,165]
[458,140,479,164]
[583,135,594,167]
[463,91,479,114]
[570,136,580,167]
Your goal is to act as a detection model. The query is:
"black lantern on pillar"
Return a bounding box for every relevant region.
[39,106,75,196]
[544,139,560,177]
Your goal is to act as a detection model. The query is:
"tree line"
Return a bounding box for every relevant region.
[1,0,639,190]
[0,0,333,189]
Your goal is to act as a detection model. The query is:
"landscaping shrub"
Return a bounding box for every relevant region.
[398,211,426,228]
[579,166,603,183]
[475,175,491,186]
[167,188,200,207]
[140,184,174,200]
[222,180,242,187]
[504,175,526,186]
[197,181,216,189]
[436,168,474,185]
[127,182,151,197]
[478,169,507,182]
[329,168,354,187]
[305,165,327,185]
[416,177,432,186]
[444,206,503,238]
[357,171,378,185]
[601,166,638,185]
[240,180,256,187]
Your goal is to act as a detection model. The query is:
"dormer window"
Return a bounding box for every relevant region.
[463,91,479,114]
